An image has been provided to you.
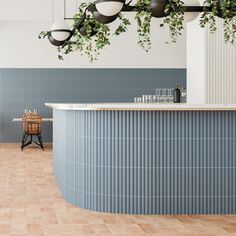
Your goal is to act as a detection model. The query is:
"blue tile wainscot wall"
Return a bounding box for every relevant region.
[0,69,185,142]
[54,109,236,214]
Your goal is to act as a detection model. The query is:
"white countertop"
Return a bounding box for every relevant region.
[45,103,236,111]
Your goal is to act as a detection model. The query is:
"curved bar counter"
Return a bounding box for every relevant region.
[46,103,236,214]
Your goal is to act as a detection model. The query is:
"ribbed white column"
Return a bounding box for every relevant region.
[187,18,236,104]
[205,18,236,104]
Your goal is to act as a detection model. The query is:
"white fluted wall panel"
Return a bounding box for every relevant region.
[206,18,236,104]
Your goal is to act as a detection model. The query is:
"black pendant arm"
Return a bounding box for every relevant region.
[122,5,210,12]
[61,40,77,49]
[184,6,210,12]
[125,0,133,6]
[63,5,211,21]
[122,5,136,11]
[87,4,97,12]
[59,15,85,48]
[71,12,87,35]
[62,9,89,48]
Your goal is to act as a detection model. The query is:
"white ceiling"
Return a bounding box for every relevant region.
[0,0,54,21]
[0,0,93,21]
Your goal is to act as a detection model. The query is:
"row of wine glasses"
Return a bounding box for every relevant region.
[134,88,174,103]
[24,109,38,114]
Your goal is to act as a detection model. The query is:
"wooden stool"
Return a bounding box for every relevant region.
[21,113,44,151]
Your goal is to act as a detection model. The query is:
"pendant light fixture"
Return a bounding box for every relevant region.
[95,0,125,16]
[48,35,66,46]
[150,0,167,18]
[49,21,72,46]
[93,11,119,23]
[40,0,236,62]
[92,0,125,23]
[48,1,72,46]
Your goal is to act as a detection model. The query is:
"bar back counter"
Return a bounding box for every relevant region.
[46,103,236,214]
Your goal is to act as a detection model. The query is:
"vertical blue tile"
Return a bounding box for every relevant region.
[53,110,236,214]
[0,68,186,142]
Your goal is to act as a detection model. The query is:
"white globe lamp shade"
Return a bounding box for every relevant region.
[183,0,201,22]
[50,21,71,41]
[95,0,124,16]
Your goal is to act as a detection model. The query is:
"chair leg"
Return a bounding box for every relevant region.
[21,133,44,151]
[38,134,44,151]
[21,133,28,151]
[21,133,25,151]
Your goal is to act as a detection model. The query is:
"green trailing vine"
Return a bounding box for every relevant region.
[135,0,152,52]
[163,0,185,44]
[114,14,131,36]
[221,0,236,44]
[200,0,218,34]
[200,0,236,44]
[68,3,111,62]
[39,2,130,62]
[59,3,130,61]
[39,0,236,62]
[38,31,51,39]
[135,0,185,49]
[224,17,236,44]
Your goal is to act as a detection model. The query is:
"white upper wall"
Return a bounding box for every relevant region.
[0,0,186,68]
[186,18,206,104]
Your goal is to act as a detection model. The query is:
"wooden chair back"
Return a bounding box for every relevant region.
[23,113,42,134]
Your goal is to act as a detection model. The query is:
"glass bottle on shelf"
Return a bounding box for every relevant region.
[173,84,181,103]
[180,86,187,103]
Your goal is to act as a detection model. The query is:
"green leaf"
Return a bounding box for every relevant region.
[163,0,185,43]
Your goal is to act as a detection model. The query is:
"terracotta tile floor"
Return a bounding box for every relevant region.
[0,144,236,236]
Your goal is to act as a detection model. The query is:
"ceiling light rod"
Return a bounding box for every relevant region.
[63,5,208,19]
[121,5,207,12]
[50,29,71,33]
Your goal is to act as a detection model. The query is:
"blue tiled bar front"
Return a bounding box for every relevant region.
[50,104,236,214]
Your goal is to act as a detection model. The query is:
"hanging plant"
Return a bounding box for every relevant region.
[223,17,236,44]
[39,0,236,62]
[39,2,130,62]
[200,0,236,44]
[38,31,51,39]
[135,0,152,52]
[67,3,111,62]
[59,3,130,62]
[162,0,185,43]
[221,0,236,44]
[114,14,131,36]
[200,0,219,35]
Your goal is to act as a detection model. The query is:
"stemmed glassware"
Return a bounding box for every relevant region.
[167,89,173,103]
[155,88,173,103]
[134,88,174,103]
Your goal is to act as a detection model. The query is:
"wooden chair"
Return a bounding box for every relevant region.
[21,113,44,151]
